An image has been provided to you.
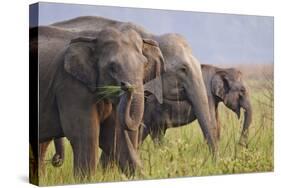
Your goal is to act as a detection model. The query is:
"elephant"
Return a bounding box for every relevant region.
[30,25,165,177]
[140,64,252,147]
[52,16,218,154]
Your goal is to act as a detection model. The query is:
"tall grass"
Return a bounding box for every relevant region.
[38,64,273,186]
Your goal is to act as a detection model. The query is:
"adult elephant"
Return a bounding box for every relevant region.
[53,16,218,154]
[140,64,252,147]
[30,25,165,177]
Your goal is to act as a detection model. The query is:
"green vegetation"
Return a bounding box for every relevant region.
[38,64,273,186]
[95,85,124,102]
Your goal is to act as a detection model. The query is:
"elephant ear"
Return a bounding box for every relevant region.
[144,76,163,104]
[64,37,97,92]
[211,72,230,100]
[142,39,166,80]
[142,39,165,104]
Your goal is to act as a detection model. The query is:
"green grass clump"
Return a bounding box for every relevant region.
[95,85,136,102]
[96,85,123,101]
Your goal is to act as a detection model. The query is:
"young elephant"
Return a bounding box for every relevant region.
[141,64,252,146]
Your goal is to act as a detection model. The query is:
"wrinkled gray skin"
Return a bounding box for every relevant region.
[31,25,165,177]
[141,64,252,147]
[53,16,218,154]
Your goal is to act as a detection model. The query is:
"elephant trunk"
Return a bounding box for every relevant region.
[123,130,142,173]
[117,81,144,174]
[185,79,218,155]
[118,81,144,132]
[239,96,252,146]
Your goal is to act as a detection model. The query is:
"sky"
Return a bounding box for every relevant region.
[30,2,274,64]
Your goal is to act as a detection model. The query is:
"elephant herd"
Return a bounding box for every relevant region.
[30,16,252,178]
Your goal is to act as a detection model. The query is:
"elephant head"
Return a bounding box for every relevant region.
[64,27,164,130]
[145,34,217,153]
[211,68,252,146]
[64,27,165,174]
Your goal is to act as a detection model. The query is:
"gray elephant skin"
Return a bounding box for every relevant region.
[52,16,218,154]
[30,25,165,177]
[141,64,252,147]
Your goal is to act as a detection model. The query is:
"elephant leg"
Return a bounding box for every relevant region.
[150,126,166,145]
[52,138,65,167]
[215,108,221,140]
[39,141,51,174]
[68,107,100,178]
[100,151,114,170]
[70,133,100,177]
[56,83,102,178]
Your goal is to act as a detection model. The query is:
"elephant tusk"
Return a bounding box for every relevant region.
[140,122,147,129]
[124,130,142,168]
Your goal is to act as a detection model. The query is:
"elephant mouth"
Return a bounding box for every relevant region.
[228,104,241,119]
[95,83,129,105]
[235,108,241,119]
[120,81,135,92]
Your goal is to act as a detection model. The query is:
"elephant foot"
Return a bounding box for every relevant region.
[238,132,249,148]
[120,174,129,181]
[238,139,248,148]
[120,169,147,180]
[51,154,64,167]
[151,130,166,146]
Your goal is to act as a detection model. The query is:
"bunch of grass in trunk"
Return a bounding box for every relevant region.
[96,85,135,102]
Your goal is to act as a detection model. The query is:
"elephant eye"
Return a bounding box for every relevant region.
[240,86,246,94]
[180,66,188,72]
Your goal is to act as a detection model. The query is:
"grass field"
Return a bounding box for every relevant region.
[37,64,274,186]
